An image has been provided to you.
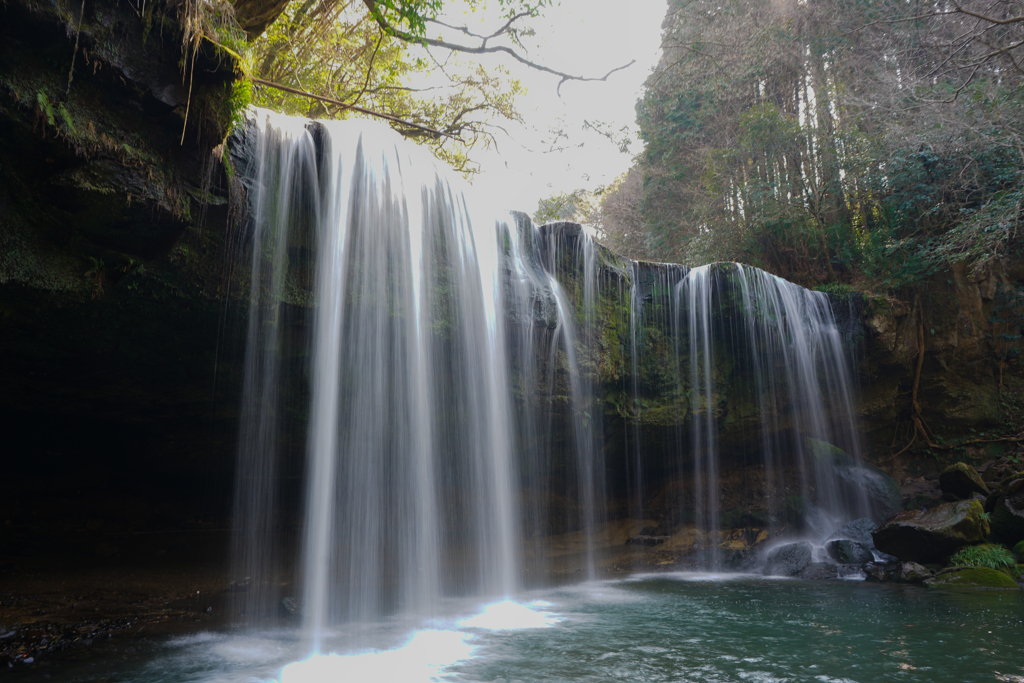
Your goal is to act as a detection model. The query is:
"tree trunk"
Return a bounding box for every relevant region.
[232,0,292,38]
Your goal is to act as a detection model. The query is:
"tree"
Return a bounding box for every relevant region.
[626,0,1023,287]
[534,189,597,225]
[591,169,648,260]
[222,0,632,173]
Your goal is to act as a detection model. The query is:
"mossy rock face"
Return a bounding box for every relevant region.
[924,566,1020,590]
[872,499,990,563]
[1013,540,1024,562]
[939,462,989,500]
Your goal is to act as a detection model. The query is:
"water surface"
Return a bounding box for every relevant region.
[15,575,1024,682]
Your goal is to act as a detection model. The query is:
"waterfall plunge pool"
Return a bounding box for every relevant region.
[15,575,1023,683]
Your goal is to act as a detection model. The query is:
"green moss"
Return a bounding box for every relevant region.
[924,566,1020,589]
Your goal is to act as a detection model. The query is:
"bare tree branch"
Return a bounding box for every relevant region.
[360,0,635,96]
[427,11,533,46]
[951,0,1024,25]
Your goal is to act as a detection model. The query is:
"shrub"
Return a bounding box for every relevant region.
[948,544,1020,577]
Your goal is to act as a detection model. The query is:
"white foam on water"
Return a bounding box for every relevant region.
[628,571,763,583]
[279,629,475,683]
[457,599,562,630]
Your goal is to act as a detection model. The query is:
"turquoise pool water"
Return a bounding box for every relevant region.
[13,574,1024,682]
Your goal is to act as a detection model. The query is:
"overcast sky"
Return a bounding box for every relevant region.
[425,0,668,215]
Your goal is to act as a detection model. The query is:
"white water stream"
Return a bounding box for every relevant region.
[231,110,875,660]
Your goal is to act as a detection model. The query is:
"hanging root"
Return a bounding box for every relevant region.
[890,296,1024,460]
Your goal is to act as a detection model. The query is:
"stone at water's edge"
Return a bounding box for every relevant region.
[764,542,813,576]
[924,567,1020,589]
[988,476,1024,546]
[872,499,990,563]
[895,562,932,584]
[939,462,989,500]
[863,562,891,583]
[825,540,873,565]
[798,563,839,580]
[826,518,878,547]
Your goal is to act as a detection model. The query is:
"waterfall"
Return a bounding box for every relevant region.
[230,110,876,641]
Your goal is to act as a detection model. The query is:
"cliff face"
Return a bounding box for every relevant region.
[1,0,1020,539]
[0,0,245,522]
[858,257,1024,478]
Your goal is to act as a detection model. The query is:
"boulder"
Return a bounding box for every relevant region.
[894,561,932,584]
[872,499,990,563]
[799,562,839,580]
[863,562,891,582]
[764,542,813,576]
[923,567,1020,589]
[1013,540,1024,562]
[985,471,1024,511]
[826,518,877,547]
[939,462,989,500]
[825,539,874,565]
[989,477,1024,546]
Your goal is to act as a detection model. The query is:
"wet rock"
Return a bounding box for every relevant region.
[799,562,839,580]
[924,566,1020,589]
[764,542,812,576]
[893,561,932,584]
[826,518,877,547]
[825,539,873,564]
[989,476,1024,546]
[939,463,989,500]
[872,499,990,563]
[863,562,891,582]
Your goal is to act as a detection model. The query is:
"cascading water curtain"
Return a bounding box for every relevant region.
[231,114,318,622]
[232,109,874,632]
[672,264,869,551]
[235,110,529,646]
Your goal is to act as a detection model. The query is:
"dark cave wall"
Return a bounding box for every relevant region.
[0,0,247,534]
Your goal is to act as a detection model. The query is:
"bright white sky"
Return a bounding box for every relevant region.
[423,0,668,215]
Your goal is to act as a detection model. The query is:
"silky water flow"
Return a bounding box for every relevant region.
[230,110,875,652]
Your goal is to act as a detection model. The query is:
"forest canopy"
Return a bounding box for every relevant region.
[580,0,1024,291]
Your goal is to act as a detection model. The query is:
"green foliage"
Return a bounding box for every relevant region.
[948,544,1020,577]
[815,282,854,296]
[250,1,531,173]
[368,0,551,37]
[620,0,1024,291]
[36,91,55,127]
[534,189,596,224]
